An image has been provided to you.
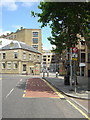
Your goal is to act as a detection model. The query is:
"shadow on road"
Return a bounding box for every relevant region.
[16,81,26,90]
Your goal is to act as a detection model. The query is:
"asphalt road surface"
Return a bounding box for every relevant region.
[2,74,89,119]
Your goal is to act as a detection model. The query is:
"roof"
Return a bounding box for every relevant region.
[0,39,41,54]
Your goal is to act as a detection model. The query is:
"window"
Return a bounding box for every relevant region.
[14,52,18,58]
[11,35,13,39]
[23,64,26,71]
[3,53,5,59]
[29,54,31,60]
[33,38,38,44]
[34,55,36,60]
[13,63,17,69]
[33,32,38,37]
[88,53,90,62]
[14,35,16,39]
[48,55,50,57]
[33,45,38,50]
[81,41,85,45]
[48,59,50,61]
[23,52,26,59]
[2,63,5,69]
[37,56,40,61]
[0,41,2,45]
[43,59,46,61]
[81,53,85,62]
[7,63,11,69]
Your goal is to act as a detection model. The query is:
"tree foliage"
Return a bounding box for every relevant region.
[31,2,90,54]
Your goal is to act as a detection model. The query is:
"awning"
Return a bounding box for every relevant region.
[79,63,86,67]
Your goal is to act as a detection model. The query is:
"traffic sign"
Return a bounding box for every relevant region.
[72,58,77,61]
[72,53,78,58]
[72,47,78,53]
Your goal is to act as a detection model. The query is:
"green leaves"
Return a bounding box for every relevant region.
[31,2,90,53]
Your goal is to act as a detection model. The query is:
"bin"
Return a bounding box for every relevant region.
[64,75,70,85]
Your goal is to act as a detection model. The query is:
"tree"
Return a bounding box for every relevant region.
[31,2,90,53]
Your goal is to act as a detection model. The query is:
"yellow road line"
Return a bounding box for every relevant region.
[23,94,25,97]
[24,90,26,93]
[66,100,90,120]
[42,79,65,99]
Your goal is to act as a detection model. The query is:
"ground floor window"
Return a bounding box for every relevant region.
[2,63,5,69]
[23,64,26,71]
[14,63,18,69]
[7,63,11,69]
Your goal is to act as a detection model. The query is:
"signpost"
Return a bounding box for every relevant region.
[71,47,78,93]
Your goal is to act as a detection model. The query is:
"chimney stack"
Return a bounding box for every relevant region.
[21,27,23,30]
[7,33,9,36]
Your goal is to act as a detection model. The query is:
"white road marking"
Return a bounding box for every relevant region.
[20,79,22,82]
[6,88,14,98]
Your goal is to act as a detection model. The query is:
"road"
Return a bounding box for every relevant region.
[2,74,89,119]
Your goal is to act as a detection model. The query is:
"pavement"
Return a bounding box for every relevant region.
[42,74,90,100]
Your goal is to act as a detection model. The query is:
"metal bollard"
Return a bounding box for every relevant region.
[47,71,49,77]
[43,72,45,77]
[56,72,58,78]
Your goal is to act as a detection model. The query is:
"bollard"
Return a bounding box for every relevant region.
[47,71,49,77]
[56,72,58,78]
[43,72,45,77]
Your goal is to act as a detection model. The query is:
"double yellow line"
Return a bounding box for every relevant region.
[42,79,90,120]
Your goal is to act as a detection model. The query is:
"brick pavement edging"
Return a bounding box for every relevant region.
[42,77,90,100]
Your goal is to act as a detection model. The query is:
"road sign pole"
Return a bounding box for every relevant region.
[70,48,72,88]
[74,60,77,93]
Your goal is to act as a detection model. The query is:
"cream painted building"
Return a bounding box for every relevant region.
[0,27,42,53]
[41,50,59,72]
[59,36,90,77]
[0,39,42,75]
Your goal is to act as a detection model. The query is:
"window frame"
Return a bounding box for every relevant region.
[14,52,18,58]
[33,32,38,37]
[2,62,5,69]
[7,62,11,69]
[23,52,26,59]
[33,38,38,44]
[13,62,18,69]
[2,53,5,59]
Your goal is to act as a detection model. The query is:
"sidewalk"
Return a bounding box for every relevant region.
[42,75,90,100]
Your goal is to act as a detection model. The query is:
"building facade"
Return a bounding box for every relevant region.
[59,36,90,77]
[41,50,59,72]
[0,40,42,75]
[0,27,42,53]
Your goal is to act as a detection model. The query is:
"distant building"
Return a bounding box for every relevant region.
[41,50,59,72]
[0,27,42,53]
[0,39,42,75]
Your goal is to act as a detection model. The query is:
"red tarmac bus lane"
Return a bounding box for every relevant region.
[24,78,60,98]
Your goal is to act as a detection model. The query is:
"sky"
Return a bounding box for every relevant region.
[0,0,55,50]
